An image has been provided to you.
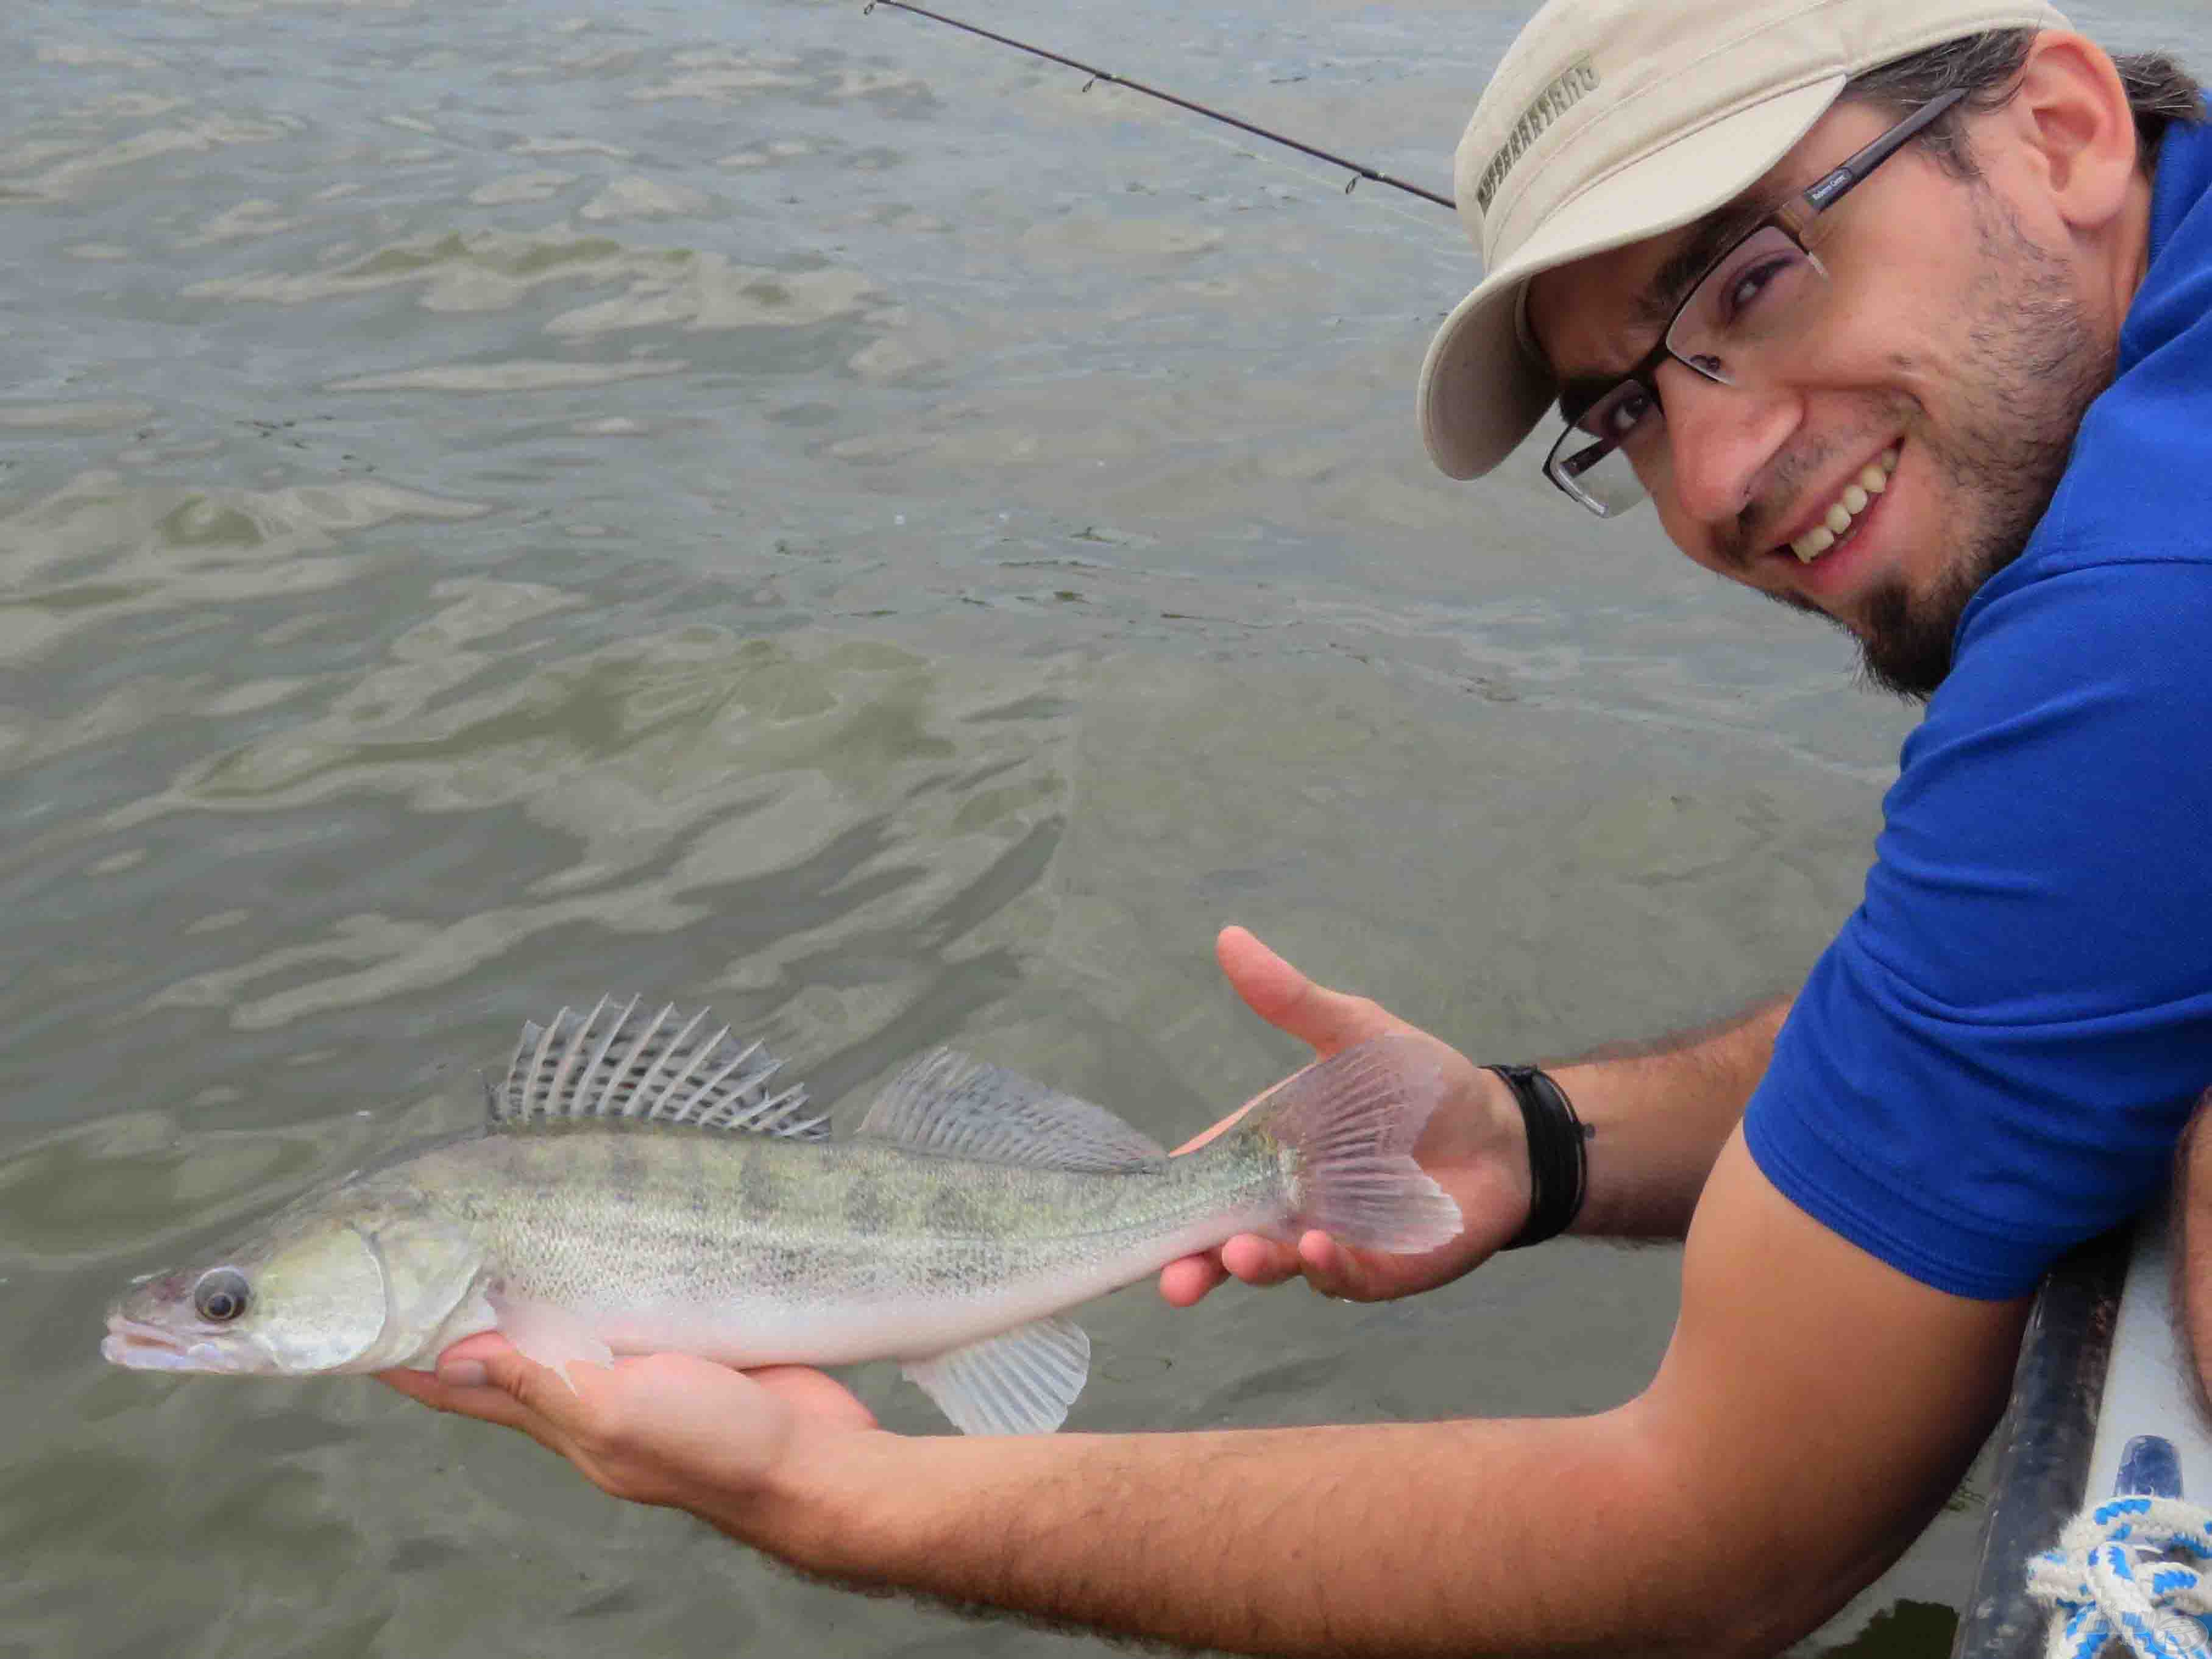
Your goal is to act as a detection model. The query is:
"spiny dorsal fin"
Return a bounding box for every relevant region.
[492,998,824,1140]
[856,1050,1164,1171]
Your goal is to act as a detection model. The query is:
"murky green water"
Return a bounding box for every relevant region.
[3,1,2200,1654]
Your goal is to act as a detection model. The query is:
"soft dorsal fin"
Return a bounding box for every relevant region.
[856,1050,1165,1171]
[489,997,825,1140]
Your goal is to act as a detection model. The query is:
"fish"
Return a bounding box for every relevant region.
[103,998,1461,1434]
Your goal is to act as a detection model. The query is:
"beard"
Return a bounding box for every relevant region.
[1786,190,2118,701]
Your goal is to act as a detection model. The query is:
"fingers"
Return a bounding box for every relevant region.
[1220,1233,1309,1286]
[1215,926,1397,1055]
[1171,1113,1248,1156]
[374,1333,584,1435]
[1175,931,1398,1157]
[1157,1234,1331,1307]
[431,1329,518,1389]
[1215,1231,1392,1301]
[375,1361,538,1433]
[1291,1232,1381,1301]
[1157,1253,1228,1307]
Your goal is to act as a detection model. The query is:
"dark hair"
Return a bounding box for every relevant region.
[1845,28,2203,177]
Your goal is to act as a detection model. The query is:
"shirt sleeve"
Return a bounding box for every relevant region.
[1743,554,2212,1299]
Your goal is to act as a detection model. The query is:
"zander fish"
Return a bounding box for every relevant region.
[104,1000,1460,1433]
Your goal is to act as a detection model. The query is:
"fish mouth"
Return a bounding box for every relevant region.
[101,1310,244,1374]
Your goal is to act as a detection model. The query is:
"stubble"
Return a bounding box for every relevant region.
[1841,188,2118,700]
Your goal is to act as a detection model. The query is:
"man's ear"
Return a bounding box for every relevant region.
[1997,32,2142,235]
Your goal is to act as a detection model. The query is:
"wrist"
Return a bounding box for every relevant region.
[1487,1064,1588,1249]
[1475,1065,1539,1248]
[725,1426,1014,1595]
[687,1418,894,1566]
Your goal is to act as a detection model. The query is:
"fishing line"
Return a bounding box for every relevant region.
[862,0,1458,213]
[1134,94,1470,249]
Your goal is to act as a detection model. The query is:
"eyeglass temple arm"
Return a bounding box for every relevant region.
[1801,88,1969,212]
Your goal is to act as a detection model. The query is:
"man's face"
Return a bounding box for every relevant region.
[1525,99,2114,699]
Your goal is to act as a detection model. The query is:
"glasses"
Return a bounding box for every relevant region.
[1543,89,1967,517]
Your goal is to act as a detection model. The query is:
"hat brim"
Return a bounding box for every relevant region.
[1417,75,1845,481]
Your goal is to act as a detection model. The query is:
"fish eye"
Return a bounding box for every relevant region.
[192,1267,251,1324]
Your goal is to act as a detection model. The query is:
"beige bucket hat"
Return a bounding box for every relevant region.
[1417,0,2071,480]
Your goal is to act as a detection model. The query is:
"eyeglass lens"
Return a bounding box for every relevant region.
[1546,224,1832,516]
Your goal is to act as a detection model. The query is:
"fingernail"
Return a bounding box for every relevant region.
[439,1360,489,1388]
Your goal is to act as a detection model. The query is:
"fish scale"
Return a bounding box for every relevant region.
[428,1126,1280,1313]
[105,1002,1461,1435]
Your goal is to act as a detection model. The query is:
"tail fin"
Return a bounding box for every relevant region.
[1239,1036,1463,1252]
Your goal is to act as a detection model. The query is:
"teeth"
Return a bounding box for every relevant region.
[1791,447,1901,564]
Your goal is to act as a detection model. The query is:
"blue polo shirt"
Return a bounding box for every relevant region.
[1742,115,2212,1300]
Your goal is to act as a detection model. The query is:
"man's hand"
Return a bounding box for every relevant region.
[1157,926,1533,1308]
[376,1335,876,1522]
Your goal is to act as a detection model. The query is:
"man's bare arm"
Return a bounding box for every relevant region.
[1554,993,1792,1239]
[742,1135,2022,1658]
[391,1129,2026,1659]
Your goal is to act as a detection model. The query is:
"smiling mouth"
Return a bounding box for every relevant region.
[1782,444,1902,565]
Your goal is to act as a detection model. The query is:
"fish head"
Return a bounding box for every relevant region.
[104,1181,484,1377]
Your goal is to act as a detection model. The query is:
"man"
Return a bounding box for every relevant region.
[383,2,2212,1653]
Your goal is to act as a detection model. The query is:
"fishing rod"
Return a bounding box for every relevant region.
[862,0,1456,211]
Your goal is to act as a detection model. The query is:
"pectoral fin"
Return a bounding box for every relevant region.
[901,1316,1091,1435]
[488,1291,614,1390]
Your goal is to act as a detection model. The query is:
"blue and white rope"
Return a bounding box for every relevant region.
[2029,1494,2212,1659]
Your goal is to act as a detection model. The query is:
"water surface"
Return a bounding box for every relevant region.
[3,1,2201,1653]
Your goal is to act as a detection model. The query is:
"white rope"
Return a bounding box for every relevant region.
[2029,1494,2212,1659]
